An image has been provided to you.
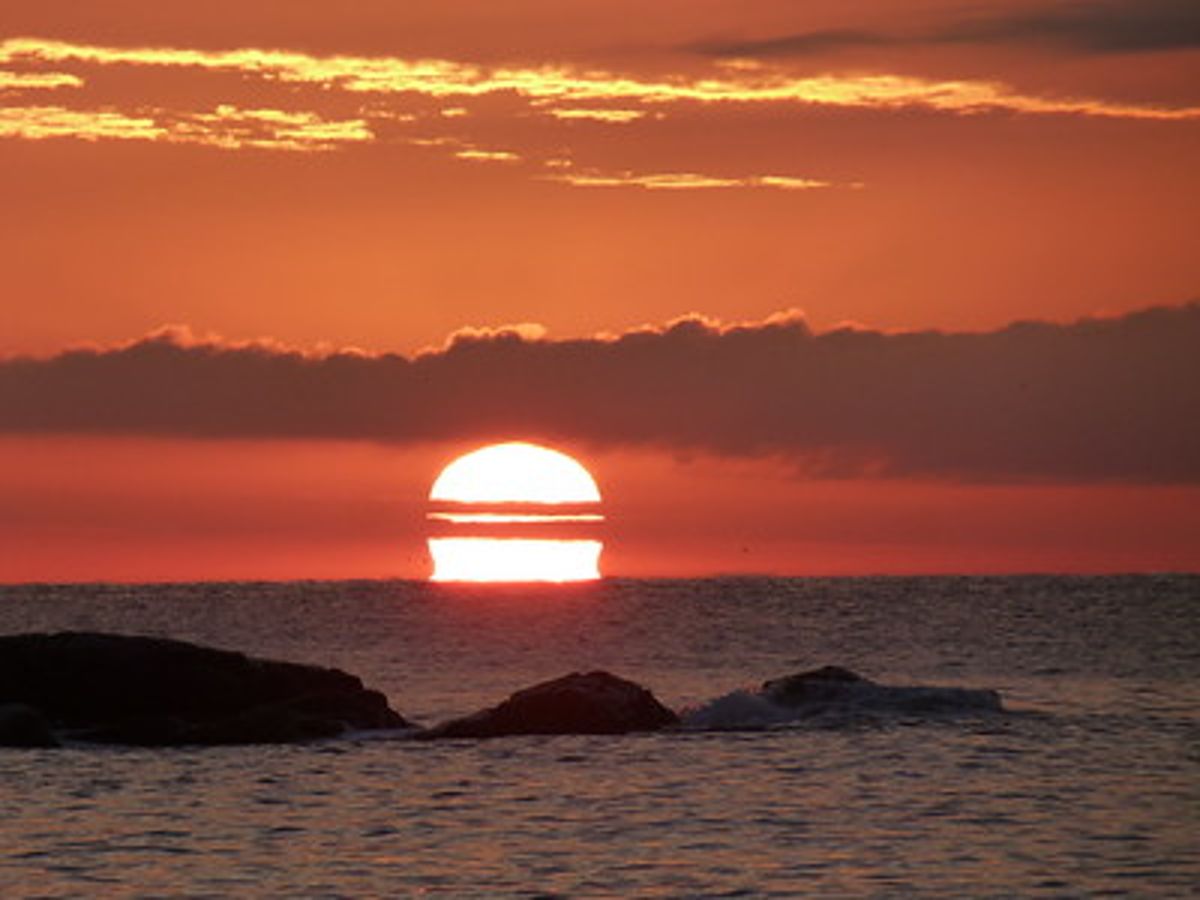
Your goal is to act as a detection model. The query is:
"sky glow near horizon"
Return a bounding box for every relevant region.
[1,0,1197,580]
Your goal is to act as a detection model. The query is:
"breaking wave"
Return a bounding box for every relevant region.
[682,671,1003,731]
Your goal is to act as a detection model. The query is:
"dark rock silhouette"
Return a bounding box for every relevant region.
[0,632,1005,747]
[423,671,679,739]
[0,703,59,748]
[763,665,1002,713]
[0,632,409,746]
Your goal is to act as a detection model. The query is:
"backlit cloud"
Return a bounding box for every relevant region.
[3,304,1197,484]
[3,36,1198,122]
[546,109,648,124]
[0,103,371,151]
[0,69,82,90]
[165,105,372,151]
[543,169,833,191]
[453,147,520,163]
[0,105,164,142]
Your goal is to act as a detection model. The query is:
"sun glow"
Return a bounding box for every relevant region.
[427,442,603,583]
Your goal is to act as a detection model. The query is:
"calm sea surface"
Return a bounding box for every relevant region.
[0,576,1197,897]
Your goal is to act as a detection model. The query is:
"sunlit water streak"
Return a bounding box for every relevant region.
[0,575,1197,895]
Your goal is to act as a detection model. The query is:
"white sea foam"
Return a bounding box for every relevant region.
[682,679,1003,730]
[681,689,798,730]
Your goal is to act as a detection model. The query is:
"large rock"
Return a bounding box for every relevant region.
[762,665,1002,714]
[423,671,679,740]
[0,703,59,748]
[0,632,409,746]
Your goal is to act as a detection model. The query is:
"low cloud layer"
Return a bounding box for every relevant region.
[2,305,1198,483]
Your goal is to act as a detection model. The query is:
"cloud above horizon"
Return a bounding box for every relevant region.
[2,304,1197,484]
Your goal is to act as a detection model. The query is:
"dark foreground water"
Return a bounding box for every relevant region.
[0,576,1197,897]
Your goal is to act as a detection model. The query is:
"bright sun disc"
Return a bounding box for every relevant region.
[429,442,600,504]
[427,441,603,583]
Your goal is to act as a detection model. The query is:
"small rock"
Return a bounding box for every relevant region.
[424,671,679,739]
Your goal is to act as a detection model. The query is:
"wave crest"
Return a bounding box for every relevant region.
[682,667,1003,731]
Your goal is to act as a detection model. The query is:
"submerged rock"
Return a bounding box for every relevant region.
[423,671,679,739]
[0,632,409,746]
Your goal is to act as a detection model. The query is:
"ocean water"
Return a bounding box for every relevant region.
[0,575,1197,897]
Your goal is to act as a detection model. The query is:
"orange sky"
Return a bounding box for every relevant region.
[1,1,1198,581]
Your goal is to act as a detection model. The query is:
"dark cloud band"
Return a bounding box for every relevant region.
[2,304,1198,483]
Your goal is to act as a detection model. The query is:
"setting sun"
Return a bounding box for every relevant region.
[427,442,603,582]
[430,442,601,504]
[427,537,602,583]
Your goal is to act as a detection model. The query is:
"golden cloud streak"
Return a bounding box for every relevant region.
[0,103,370,151]
[0,105,164,142]
[547,109,647,124]
[0,70,83,90]
[454,147,520,162]
[544,169,833,191]
[3,37,1198,121]
[172,104,372,151]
